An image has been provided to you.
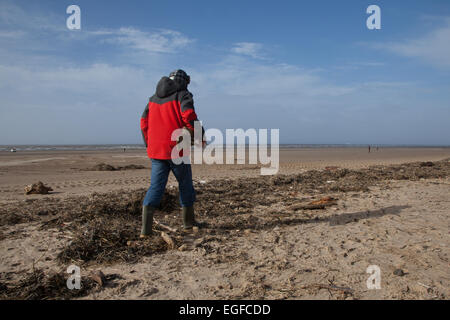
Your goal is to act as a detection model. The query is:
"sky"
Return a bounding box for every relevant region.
[0,0,449,145]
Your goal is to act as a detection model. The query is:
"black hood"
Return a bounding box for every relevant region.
[156,76,187,98]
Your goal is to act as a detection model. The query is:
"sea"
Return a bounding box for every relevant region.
[0,144,448,152]
[0,144,145,152]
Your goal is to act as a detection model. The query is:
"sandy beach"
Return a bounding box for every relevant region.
[0,147,449,300]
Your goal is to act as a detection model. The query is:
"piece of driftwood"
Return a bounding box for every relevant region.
[160,231,175,249]
[309,196,337,206]
[154,219,177,233]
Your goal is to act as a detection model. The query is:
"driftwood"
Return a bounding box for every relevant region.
[154,219,178,233]
[160,231,175,249]
[309,196,337,206]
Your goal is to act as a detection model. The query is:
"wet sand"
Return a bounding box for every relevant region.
[0,147,449,300]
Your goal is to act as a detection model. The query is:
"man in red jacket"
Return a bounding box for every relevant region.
[140,69,203,237]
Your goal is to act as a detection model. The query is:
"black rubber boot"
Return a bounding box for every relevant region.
[140,205,155,237]
[182,205,195,229]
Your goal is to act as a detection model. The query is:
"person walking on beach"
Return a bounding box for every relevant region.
[139,69,204,237]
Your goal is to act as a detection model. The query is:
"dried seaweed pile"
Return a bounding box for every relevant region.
[0,269,96,300]
[1,160,449,267]
[87,163,146,171]
[267,160,449,193]
[59,160,450,264]
[57,218,169,264]
[193,160,450,218]
[56,190,178,264]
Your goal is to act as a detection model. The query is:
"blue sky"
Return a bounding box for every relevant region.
[0,0,449,145]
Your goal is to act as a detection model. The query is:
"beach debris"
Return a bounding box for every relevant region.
[1,160,447,267]
[154,219,178,233]
[393,269,406,276]
[119,164,146,170]
[88,163,146,171]
[325,166,339,171]
[91,163,117,171]
[417,282,431,289]
[24,181,53,195]
[0,269,96,300]
[310,196,337,206]
[160,231,175,249]
[289,196,338,211]
[420,161,434,167]
[90,270,106,287]
[127,240,144,248]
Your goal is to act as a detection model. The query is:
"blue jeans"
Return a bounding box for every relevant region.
[143,159,196,208]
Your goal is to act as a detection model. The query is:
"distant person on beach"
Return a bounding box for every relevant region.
[139,69,204,237]
[368,145,371,153]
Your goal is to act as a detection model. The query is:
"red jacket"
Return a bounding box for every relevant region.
[140,77,200,159]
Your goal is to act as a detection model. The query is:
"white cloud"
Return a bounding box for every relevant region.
[231,42,265,59]
[0,1,194,55]
[100,27,194,53]
[371,18,450,68]
[0,62,159,144]
[191,56,355,99]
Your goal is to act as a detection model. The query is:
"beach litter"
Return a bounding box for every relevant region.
[88,163,146,171]
[24,181,53,195]
[0,160,448,267]
[309,196,338,206]
[393,269,407,276]
[289,196,338,211]
[420,162,434,167]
